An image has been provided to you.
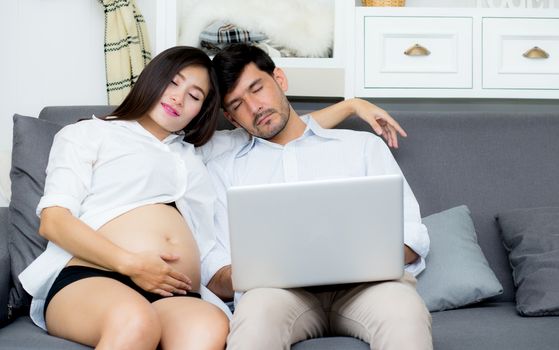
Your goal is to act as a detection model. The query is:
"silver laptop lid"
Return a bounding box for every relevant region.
[227,175,404,291]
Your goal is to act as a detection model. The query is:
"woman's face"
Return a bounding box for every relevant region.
[140,64,210,140]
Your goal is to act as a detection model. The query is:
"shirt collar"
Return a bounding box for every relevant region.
[235,114,343,158]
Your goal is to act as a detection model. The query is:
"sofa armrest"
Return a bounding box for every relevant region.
[0,207,11,326]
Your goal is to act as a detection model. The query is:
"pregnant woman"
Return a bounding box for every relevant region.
[19,46,229,350]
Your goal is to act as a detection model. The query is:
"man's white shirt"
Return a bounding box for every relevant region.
[203,115,430,286]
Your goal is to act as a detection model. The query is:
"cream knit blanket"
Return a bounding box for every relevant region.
[99,0,151,104]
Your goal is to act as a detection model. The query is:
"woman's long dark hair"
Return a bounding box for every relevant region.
[107,46,220,147]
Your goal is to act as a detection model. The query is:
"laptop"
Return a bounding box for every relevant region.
[226,174,405,292]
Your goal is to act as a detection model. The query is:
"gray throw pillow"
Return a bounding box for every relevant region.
[417,205,503,312]
[497,207,559,316]
[8,115,63,310]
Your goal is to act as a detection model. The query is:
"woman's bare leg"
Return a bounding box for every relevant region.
[153,297,229,350]
[46,277,161,349]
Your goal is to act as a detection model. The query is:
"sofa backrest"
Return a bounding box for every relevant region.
[338,111,559,302]
[38,106,559,303]
[38,105,116,125]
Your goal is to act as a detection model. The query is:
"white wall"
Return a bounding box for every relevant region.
[0,0,107,153]
[0,0,107,202]
[0,0,160,203]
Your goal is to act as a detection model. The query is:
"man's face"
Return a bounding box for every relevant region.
[223,63,291,141]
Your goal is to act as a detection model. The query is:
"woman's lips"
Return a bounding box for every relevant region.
[162,103,180,117]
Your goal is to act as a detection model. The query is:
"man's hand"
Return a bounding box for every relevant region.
[404,245,419,265]
[350,98,407,149]
[311,98,407,149]
[207,265,234,300]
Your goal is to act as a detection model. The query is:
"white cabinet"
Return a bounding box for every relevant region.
[353,7,559,99]
[361,16,472,89]
[482,17,559,90]
[142,2,559,99]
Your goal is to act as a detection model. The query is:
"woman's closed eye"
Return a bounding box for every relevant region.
[189,90,204,101]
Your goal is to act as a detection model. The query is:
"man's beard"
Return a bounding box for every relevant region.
[252,94,291,140]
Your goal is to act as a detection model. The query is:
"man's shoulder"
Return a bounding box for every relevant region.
[212,128,249,142]
[198,128,250,164]
[205,142,239,174]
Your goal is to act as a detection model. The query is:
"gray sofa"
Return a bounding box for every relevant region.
[1,105,559,349]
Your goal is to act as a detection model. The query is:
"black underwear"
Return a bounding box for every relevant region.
[165,201,178,210]
[44,265,201,317]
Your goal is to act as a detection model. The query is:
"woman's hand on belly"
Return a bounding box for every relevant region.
[121,251,193,297]
[94,204,202,291]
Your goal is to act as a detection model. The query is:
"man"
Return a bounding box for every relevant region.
[205,44,431,350]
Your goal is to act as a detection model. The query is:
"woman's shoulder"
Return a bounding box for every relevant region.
[54,117,111,144]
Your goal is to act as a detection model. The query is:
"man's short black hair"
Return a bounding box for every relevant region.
[212,44,276,105]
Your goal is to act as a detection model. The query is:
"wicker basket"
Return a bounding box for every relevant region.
[362,0,405,6]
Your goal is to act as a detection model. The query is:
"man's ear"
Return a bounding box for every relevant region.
[272,67,288,92]
[223,110,241,128]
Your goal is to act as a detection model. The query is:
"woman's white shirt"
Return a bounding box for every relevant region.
[19,117,228,330]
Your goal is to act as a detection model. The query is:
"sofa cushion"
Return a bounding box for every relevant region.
[8,115,63,310]
[497,207,559,316]
[292,337,368,350]
[38,106,113,126]
[417,205,503,311]
[0,317,91,349]
[384,111,559,303]
[432,302,559,350]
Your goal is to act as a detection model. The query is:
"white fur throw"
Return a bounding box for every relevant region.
[177,0,334,57]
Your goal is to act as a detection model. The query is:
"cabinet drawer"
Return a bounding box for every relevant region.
[483,18,559,90]
[362,16,472,89]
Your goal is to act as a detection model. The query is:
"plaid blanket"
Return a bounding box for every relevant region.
[200,20,267,44]
[200,20,266,54]
[98,0,151,105]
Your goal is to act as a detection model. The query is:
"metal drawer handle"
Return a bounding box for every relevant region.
[404,44,431,56]
[523,46,549,59]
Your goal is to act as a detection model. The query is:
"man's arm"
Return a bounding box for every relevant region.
[205,159,236,300]
[364,136,430,275]
[311,98,407,148]
[207,265,234,300]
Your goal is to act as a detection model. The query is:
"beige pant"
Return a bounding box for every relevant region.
[227,272,432,350]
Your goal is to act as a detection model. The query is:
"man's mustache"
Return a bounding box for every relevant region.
[254,109,277,125]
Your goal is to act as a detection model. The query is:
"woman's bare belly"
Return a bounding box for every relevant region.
[67,204,201,290]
